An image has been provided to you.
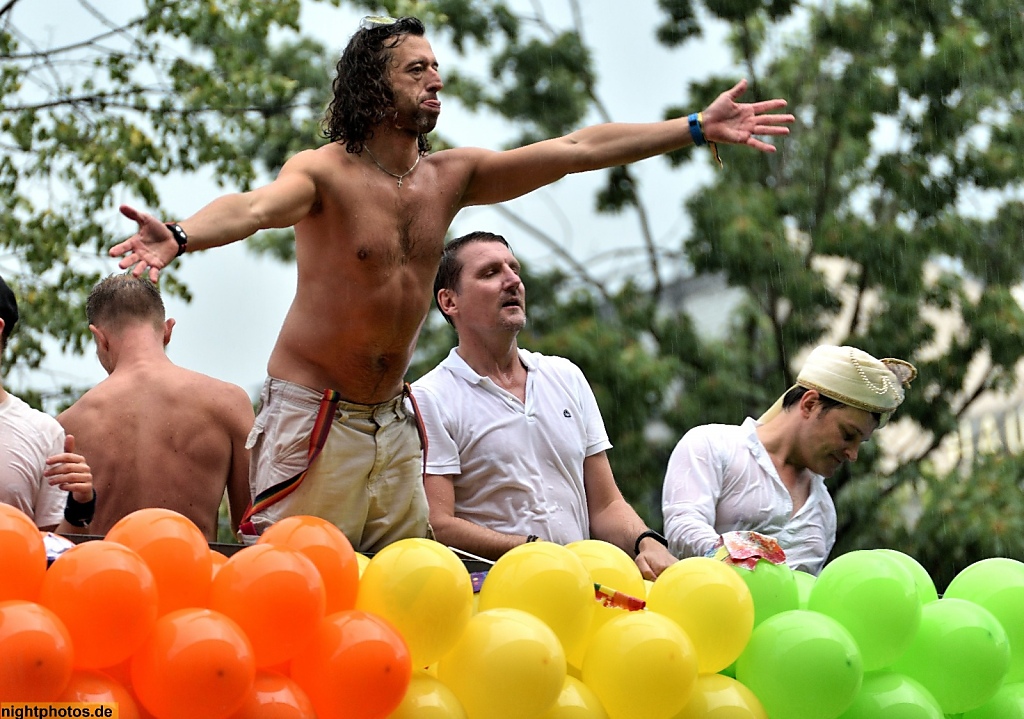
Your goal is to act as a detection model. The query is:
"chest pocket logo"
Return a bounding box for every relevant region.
[563,409,572,418]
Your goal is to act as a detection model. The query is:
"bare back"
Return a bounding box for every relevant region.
[57,361,253,539]
[267,143,482,403]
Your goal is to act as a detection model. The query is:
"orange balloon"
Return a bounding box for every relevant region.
[60,670,141,719]
[210,544,326,668]
[0,504,47,602]
[228,671,316,719]
[211,549,229,581]
[40,540,159,669]
[290,610,411,719]
[100,657,133,691]
[258,515,359,614]
[100,660,158,719]
[131,608,255,719]
[106,508,213,615]
[0,600,74,701]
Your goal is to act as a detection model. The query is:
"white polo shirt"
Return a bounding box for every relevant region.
[0,393,66,529]
[412,348,612,545]
[662,418,837,575]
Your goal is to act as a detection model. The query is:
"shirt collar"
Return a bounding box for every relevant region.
[441,346,534,384]
[741,415,826,487]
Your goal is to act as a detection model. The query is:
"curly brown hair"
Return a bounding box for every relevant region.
[322,17,431,155]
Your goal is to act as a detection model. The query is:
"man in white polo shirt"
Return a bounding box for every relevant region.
[412,232,676,579]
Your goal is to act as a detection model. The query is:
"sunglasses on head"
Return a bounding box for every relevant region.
[359,15,398,31]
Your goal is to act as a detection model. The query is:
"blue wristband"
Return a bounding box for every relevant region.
[688,112,706,146]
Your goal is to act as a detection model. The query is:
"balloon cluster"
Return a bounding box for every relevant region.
[3,501,1024,719]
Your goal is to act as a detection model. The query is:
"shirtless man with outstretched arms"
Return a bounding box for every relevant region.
[112,16,794,551]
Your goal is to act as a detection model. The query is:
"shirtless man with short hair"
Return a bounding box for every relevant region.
[112,16,794,550]
[57,274,253,540]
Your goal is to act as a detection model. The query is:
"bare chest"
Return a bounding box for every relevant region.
[302,163,459,274]
[776,467,811,516]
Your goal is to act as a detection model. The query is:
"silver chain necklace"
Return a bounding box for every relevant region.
[364,146,421,188]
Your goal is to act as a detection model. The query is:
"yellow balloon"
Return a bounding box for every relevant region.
[646,557,754,674]
[582,611,698,719]
[671,674,768,719]
[355,539,473,668]
[355,552,370,577]
[566,540,645,597]
[540,675,610,719]
[566,540,646,669]
[644,579,655,598]
[438,608,566,719]
[389,671,468,719]
[478,542,595,661]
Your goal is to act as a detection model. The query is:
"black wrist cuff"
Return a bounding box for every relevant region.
[526,534,541,543]
[63,490,96,528]
[165,223,188,257]
[634,529,668,557]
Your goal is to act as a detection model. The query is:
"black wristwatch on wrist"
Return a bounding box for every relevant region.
[63,490,96,528]
[165,223,188,257]
[634,529,669,556]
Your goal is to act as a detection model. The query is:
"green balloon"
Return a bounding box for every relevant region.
[962,681,1024,719]
[836,671,943,719]
[793,570,815,610]
[809,549,922,671]
[945,557,1024,683]
[878,549,939,605]
[890,598,1010,714]
[736,609,863,719]
[732,560,799,628]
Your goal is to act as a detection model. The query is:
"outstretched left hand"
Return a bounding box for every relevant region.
[701,78,795,153]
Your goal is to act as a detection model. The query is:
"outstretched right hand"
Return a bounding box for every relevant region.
[110,204,178,282]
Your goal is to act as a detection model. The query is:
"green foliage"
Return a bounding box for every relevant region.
[662,0,1024,553]
[413,0,1024,557]
[8,0,1024,570]
[1,0,334,406]
[843,454,1024,593]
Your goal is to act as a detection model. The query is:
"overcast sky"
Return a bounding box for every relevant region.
[12,0,735,404]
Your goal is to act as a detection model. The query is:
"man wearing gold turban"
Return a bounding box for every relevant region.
[661,345,916,574]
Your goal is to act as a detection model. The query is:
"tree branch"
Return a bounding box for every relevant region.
[0,0,21,20]
[807,124,842,265]
[489,203,610,302]
[845,263,869,338]
[4,18,147,60]
[517,3,666,300]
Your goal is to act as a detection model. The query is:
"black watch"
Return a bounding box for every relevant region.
[165,223,188,257]
[63,490,96,528]
[634,529,669,556]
